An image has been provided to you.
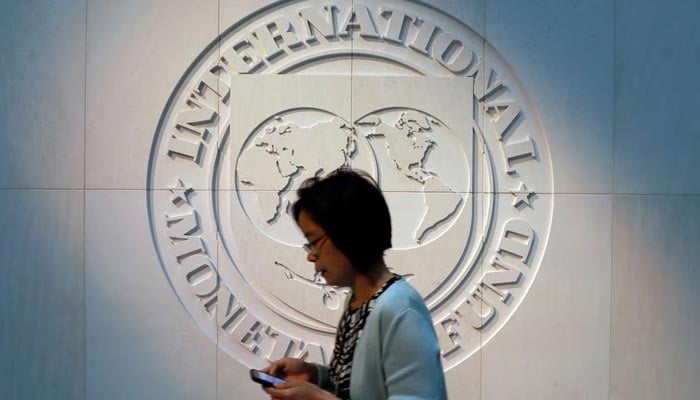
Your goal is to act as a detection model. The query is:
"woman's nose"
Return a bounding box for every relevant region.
[307,252,317,262]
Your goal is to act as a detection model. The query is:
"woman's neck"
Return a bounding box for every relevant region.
[350,259,393,308]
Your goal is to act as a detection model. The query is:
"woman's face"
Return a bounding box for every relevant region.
[297,209,355,287]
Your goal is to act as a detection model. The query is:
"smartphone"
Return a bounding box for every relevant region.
[250,369,287,387]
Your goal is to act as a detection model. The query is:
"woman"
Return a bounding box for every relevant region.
[262,168,447,400]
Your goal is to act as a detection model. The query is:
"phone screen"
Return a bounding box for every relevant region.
[250,369,286,387]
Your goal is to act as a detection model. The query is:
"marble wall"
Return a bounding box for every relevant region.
[1,1,698,399]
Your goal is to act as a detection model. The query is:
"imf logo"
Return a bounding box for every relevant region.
[148,0,553,371]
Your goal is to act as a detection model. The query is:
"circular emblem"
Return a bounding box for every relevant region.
[148,0,554,371]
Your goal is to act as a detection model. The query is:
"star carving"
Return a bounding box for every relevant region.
[170,179,194,205]
[510,182,535,209]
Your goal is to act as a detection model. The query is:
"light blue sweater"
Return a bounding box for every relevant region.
[317,279,448,399]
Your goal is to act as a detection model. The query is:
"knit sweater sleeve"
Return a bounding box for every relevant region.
[381,308,447,400]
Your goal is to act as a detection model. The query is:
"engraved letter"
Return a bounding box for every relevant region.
[487,100,521,141]
[171,237,206,260]
[339,3,380,39]
[180,254,218,298]
[481,254,523,303]
[197,67,231,101]
[220,38,263,74]
[165,210,200,239]
[165,97,217,164]
[455,287,496,329]
[176,108,215,139]
[471,60,503,101]
[435,316,462,357]
[231,314,265,355]
[265,327,294,362]
[250,17,304,62]
[166,217,219,297]
[298,5,337,43]
[432,32,474,74]
[380,7,414,44]
[408,17,438,55]
[499,219,534,263]
[502,137,536,174]
[167,137,203,164]
[293,341,327,365]
[220,291,246,332]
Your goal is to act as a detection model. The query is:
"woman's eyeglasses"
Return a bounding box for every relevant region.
[302,235,327,256]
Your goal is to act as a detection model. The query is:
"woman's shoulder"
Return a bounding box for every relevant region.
[373,278,429,319]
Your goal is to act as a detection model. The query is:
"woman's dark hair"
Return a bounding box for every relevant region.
[292,168,392,272]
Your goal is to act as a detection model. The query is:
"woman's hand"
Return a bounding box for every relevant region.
[264,380,337,400]
[262,358,318,383]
